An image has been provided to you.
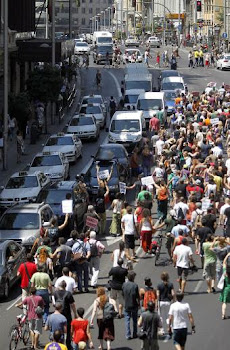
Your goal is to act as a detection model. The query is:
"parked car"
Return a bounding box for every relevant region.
[74,41,90,55]
[0,171,50,210]
[146,36,161,48]
[123,49,143,63]
[79,103,106,128]
[42,133,82,163]
[0,240,26,298]
[93,45,113,64]
[216,54,230,70]
[0,202,54,247]
[28,152,69,181]
[81,94,107,114]
[66,115,99,141]
[36,181,88,230]
[125,36,140,47]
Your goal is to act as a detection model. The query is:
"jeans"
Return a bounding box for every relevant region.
[36,289,49,323]
[75,261,89,291]
[124,308,138,339]
[89,256,100,287]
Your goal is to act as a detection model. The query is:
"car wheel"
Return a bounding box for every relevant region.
[3,279,9,299]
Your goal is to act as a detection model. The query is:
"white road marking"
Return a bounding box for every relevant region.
[105,236,122,246]
[6,295,22,311]
[106,71,122,98]
[193,280,203,293]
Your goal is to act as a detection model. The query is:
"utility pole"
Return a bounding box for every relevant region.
[69,0,73,38]
[3,0,8,170]
[45,0,49,38]
[178,0,181,47]
[194,0,197,44]
[151,0,154,34]
[52,0,55,67]
[126,0,129,37]
[121,0,123,42]
[163,0,166,45]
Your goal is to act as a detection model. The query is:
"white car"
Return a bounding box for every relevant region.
[42,133,82,163]
[125,36,140,47]
[123,49,143,63]
[74,41,90,55]
[161,76,187,95]
[67,115,99,141]
[146,36,161,48]
[28,152,69,181]
[81,94,107,114]
[0,171,50,209]
[79,103,106,128]
[216,54,230,70]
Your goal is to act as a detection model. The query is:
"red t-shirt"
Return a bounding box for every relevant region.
[18,262,37,288]
[71,319,88,344]
[23,295,44,320]
[149,117,160,131]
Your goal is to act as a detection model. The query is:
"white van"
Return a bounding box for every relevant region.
[124,89,145,109]
[125,73,152,92]
[161,76,187,95]
[108,111,145,151]
[136,92,165,120]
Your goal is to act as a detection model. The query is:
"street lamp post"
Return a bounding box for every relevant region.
[101,11,105,30]
[3,0,8,170]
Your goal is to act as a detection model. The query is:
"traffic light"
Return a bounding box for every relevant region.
[197,0,202,12]
[132,0,136,7]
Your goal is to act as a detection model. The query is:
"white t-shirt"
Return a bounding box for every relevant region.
[174,202,189,219]
[174,244,193,268]
[220,203,230,216]
[113,249,126,267]
[206,183,217,196]
[168,301,192,329]
[121,213,136,235]
[155,139,165,156]
[55,276,77,294]
[211,146,223,157]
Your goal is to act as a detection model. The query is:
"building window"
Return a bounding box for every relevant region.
[96,8,100,13]
[82,0,85,2]
[89,8,93,14]
[89,0,93,2]
[82,18,86,25]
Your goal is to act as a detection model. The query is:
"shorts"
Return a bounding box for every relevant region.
[125,235,135,250]
[110,289,124,306]
[204,262,216,280]
[177,267,189,280]
[173,328,187,347]
[29,318,43,334]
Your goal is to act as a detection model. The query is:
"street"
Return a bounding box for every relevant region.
[0,44,230,350]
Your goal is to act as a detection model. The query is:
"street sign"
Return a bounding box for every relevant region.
[222,32,228,38]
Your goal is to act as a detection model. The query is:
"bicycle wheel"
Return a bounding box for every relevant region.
[9,326,19,350]
[22,322,30,345]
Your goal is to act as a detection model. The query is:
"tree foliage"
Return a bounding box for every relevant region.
[26,65,63,104]
[9,92,31,124]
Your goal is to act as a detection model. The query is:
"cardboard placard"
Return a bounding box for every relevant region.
[98,169,110,180]
[202,198,211,211]
[119,182,126,194]
[210,118,220,125]
[141,176,154,186]
[86,216,98,229]
[62,200,73,214]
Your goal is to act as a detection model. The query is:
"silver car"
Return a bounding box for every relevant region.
[67,115,99,141]
[79,103,106,128]
[146,36,161,48]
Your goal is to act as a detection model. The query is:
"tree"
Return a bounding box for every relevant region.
[9,92,31,138]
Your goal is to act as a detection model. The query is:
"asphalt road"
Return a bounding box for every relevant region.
[1,45,230,350]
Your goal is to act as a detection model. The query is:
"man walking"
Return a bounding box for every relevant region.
[55,267,77,294]
[121,206,137,261]
[138,301,162,350]
[168,292,195,350]
[45,302,67,343]
[173,238,195,294]
[17,253,37,300]
[109,258,128,318]
[88,230,105,288]
[122,271,140,340]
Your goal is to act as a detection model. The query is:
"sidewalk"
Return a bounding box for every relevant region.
[0,71,82,187]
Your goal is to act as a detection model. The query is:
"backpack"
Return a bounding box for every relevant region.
[110,100,116,110]
[95,197,105,214]
[143,288,156,311]
[103,301,117,321]
[90,241,98,257]
[55,291,68,313]
[177,207,185,221]
[38,247,49,264]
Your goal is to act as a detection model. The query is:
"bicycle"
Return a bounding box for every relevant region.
[150,234,163,266]
[9,313,30,350]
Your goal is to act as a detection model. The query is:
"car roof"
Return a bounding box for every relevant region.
[111,110,143,119]
[125,89,145,94]
[161,70,180,76]
[99,143,126,150]
[138,92,165,99]
[82,95,102,99]
[10,171,41,178]
[162,76,184,83]
[3,203,48,213]
[80,103,102,107]
[72,114,94,119]
[33,152,62,157]
[41,180,76,191]
[49,133,73,138]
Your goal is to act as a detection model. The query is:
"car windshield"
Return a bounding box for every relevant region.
[90,164,118,177]
[46,137,74,146]
[137,99,163,110]
[31,155,62,167]
[124,94,139,103]
[37,189,70,205]
[110,120,140,132]
[126,81,151,92]
[6,176,38,189]
[82,97,102,104]
[70,117,94,126]
[97,38,112,44]
[0,213,39,230]
[76,43,88,47]
[224,56,230,60]
[164,91,177,100]
[162,72,179,79]
[97,147,126,159]
[126,50,140,55]
[162,82,184,90]
[80,106,101,114]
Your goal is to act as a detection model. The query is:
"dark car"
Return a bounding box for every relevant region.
[83,158,124,199]
[158,70,181,90]
[36,181,88,231]
[0,240,26,298]
[94,144,130,178]
[93,45,113,65]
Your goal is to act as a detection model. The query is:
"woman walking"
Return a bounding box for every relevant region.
[71,307,94,350]
[152,179,169,220]
[90,287,117,350]
[139,208,155,254]
[109,193,124,237]
[157,272,175,334]
[16,130,24,163]
[111,241,127,267]
[219,253,230,319]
